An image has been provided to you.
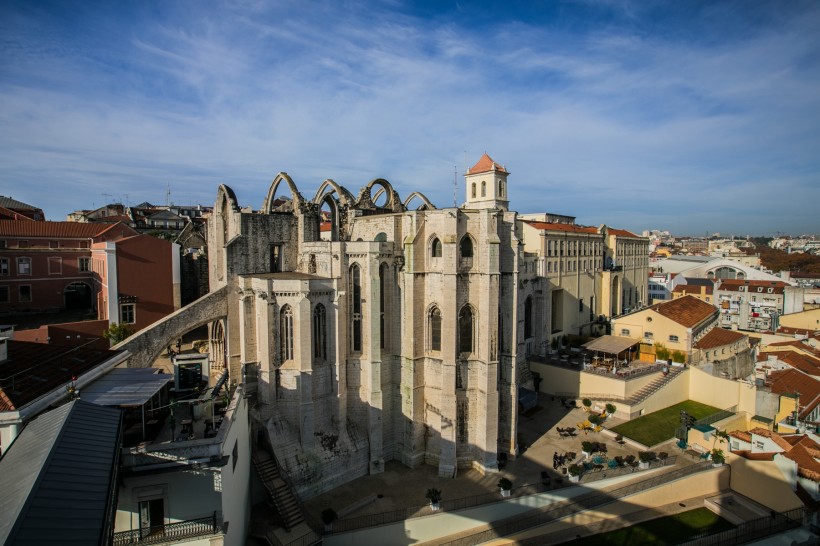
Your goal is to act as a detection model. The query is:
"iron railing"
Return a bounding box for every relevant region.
[695,406,737,427]
[677,507,805,546]
[438,462,715,546]
[112,512,220,545]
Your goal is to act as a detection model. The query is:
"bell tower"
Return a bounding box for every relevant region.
[464,153,510,211]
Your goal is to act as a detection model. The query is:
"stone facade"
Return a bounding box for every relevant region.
[205,155,649,499]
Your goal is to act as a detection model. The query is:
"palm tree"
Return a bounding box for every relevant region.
[711,429,729,450]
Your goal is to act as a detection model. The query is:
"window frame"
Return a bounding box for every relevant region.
[120,303,136,324]
[17,257,32,275]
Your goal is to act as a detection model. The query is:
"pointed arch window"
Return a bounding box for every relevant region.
[350,264,362,351]
[481,181,486,197]
[431,237,442,258]
[460,235,473,258]
[458,305,474,354]
[471,183,476,198]
[313,304,326,359]
[379,263,388,350]
[429,306,442,352]
[524,296,533,339]
[280,304,294,361]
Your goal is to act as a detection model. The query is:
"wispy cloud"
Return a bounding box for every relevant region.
[1,0,818,234]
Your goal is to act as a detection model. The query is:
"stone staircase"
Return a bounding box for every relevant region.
[252,447,304,532]
[625,367,686,405]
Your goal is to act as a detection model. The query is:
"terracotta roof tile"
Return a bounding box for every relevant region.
[695,328,746,350]
[467,153,508,175]
[716,279,787,294]
[608,228,640,238]
[0,341,123,411]
[766,369,820,418]
[0,220,124,238]
[523,221,599,234]
[783,444,820,482]
[649,295,718,328]
[730,430,752,443]
[750,427,796,451]
[759,351,820,376]
[673,284,714,295]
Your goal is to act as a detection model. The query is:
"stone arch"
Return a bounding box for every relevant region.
[403,191,437,210]
[458,304,476,355]
[262,172,305,213]
[210,319,227,373]
[214,185,239,281]
[460,234,475,258]
[64,281,92,311]
[317,192,341,242]
[356,178,403,212]
[312,179,356,207]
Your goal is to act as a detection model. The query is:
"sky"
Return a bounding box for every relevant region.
[1,0,819,236]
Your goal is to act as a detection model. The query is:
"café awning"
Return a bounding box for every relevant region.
[582,335,640,355]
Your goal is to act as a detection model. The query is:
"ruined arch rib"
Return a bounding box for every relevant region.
[216,184,241,213]
[312,179,356,207]
[357,178,403,212]
[403,191,437,210]
[262,172,306,213]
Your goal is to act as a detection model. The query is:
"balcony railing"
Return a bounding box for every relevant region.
[112,513,221,546]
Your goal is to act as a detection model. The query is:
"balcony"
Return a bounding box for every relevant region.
[112,513,221,545]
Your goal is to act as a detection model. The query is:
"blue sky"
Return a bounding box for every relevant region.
[1,0,818,235]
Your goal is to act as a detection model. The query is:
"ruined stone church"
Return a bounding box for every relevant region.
[207,154,648,498]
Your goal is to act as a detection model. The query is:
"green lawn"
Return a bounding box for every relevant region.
[610,400,723,447]
[563,507,736,545]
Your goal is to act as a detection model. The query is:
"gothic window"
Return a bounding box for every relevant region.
[481,181,486,197]
[471,183,476,198]
[524,296,533,339]
[280,305,293,361]
[313,304,326,359]
[499,181,505,197]
[458,305,474,354]
[460,235,473,258]
[350,264,362,351]
[431,237,442,258]
[429,306,442,351]
[379,263,388,349]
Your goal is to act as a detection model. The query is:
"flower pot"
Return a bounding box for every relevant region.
[430,502,441,511]
[712,461,724,468]
[639,461,650,470]
[582,451,590,459]
[500,489,511,497]
[569,475,580,483]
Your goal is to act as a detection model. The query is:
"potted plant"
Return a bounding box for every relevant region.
[588,414,604,427]
[582,398,592,411]
[581,441,594,458]
[426,488,442,510]
[321,508,337,532]
[711,449,725,467]
[568,464,583,483]
[498,478,513,497]
[605,403,617,416]
[638,451,656,469]
[658,452,669,465]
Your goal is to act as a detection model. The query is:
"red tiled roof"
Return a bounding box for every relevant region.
[695,328,746,350]
[768,340,820,358]
[0,340,123,411]
[749,427,797,451]
[467,153,508,175]
[523,221,598,234]
[777,326,818,336]
[783,444,820,482]
[759,351,820,377]
[0,220,122,238]
[766,369,820,419]
[608,228,640,238]
[729,430,752,443]
[649,295,718,328]
[673,284,714,295]
[716,279,787,294]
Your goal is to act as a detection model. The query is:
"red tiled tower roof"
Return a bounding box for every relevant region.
[467,153,508,175]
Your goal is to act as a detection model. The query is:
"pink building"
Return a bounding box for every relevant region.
[0,220,180,336]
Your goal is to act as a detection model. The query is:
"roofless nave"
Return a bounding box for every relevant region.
[186,153,649,499]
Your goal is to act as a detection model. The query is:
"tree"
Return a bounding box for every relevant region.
[102,322,133,345]
[654,343,670,361]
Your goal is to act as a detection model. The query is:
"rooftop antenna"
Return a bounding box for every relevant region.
[102,193,113,205]
[453,165,457,208]
[166,183,171,207]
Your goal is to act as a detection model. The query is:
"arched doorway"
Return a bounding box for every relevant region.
[64,282,92,311]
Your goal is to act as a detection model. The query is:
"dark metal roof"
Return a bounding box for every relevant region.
[0,196,39,211]
[81,368,172,407]
[0,400,122,545]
